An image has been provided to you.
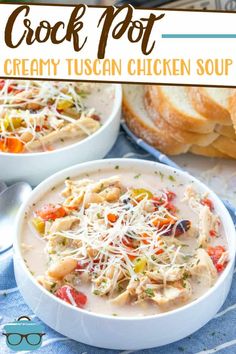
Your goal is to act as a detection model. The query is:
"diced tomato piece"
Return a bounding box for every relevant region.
[152,196,165,206]
[208,245,225,259]
[201,198,214,211]
[107,213,118,223]
[55,285,87,308]
[35,125,42,132]
[209,229,217,237]
[122,236,134,248]
[215,263,225,273]
[91,114,101,122]
[0,81,15,93]
[166,191,176,201]
[0,80,5,91]
[36,204,67,221]
[75,262,89,272]
[7,85,14,93]
[166,202,177,214]
[155,249,164,255]
[207,245,227,272]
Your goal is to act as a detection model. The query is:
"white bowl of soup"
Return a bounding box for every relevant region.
[0,80,121,185]
[14,159,236,350]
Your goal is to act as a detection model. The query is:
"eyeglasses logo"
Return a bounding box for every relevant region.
[3,316,45,351]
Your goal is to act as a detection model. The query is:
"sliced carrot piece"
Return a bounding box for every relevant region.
[6,137,24,153]
[127,254,137,261]
[36,204,67,221]
[107,213,118,223]
[0,139,7,152]
[153,217,175,228]
[142,233,151,245]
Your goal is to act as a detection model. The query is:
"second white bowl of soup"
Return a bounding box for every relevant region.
[0,81,121,185]
[14,159,236,349]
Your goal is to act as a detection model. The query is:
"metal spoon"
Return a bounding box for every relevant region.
[0,181,7,195]
[0,182,32,253]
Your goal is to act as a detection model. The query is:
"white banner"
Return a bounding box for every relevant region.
[0,3,236,86]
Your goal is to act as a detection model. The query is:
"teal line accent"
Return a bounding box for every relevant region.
[162,34,236,38]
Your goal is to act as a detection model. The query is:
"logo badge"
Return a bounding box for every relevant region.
[3,316,45,351]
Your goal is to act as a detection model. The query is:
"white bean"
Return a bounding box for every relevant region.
[48,258,77,280]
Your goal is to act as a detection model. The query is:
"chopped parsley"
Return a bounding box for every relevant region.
[168,175,176,182]
[93,290,100,296]
[134,174,141,179]
[145,288,155,298]
[159,171,164,180]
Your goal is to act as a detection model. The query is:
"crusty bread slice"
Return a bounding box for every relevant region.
[215,125,236,140]
[146,86,216,134]
[188,87,233,126]
[190,145,230,158]
[212,136,236,159]
[228,93,236,134]
[144,88,219,146]
[122,85,190,155]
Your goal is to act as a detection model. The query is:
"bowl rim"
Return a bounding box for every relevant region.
[0,84,122,158]
[14,158,236,321]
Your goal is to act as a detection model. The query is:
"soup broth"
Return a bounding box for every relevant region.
[21,167,228,317]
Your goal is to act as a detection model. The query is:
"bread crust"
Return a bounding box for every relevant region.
[228,93,236,134]
[122,84,235,160]
[145,86,216,134]
[190,145,230,158]
[188,87,232,125]
[144,88,219,146]
[122,85,190,155]
[212,136,236,159]
[215,125,236,140]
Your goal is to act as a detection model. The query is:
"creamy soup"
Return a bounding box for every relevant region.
[0,80,115,153]
[21,167,228,317]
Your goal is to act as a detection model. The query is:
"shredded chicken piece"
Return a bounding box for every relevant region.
[49,216,79,233]
[110,290,130,306]
[26,117,99,150]
[151,280,192,308]
[198,206,219,248]
[190,249,217,287]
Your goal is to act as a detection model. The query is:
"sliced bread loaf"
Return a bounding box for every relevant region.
[215,125,236,140]
[146,85,216,134]
[190,145,229,158]
[212,136,236,159]
[122,85,190,155]
[144,87,219,146]
[188,87,233,126]
[228,93,236,134]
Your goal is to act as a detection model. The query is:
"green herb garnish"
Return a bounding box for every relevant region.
[168,175,176,182]
[134,174,141,179]
[145,288,155,298]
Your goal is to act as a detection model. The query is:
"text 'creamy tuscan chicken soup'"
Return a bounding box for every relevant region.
[0,80,115,153]
[21,168,229,317]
